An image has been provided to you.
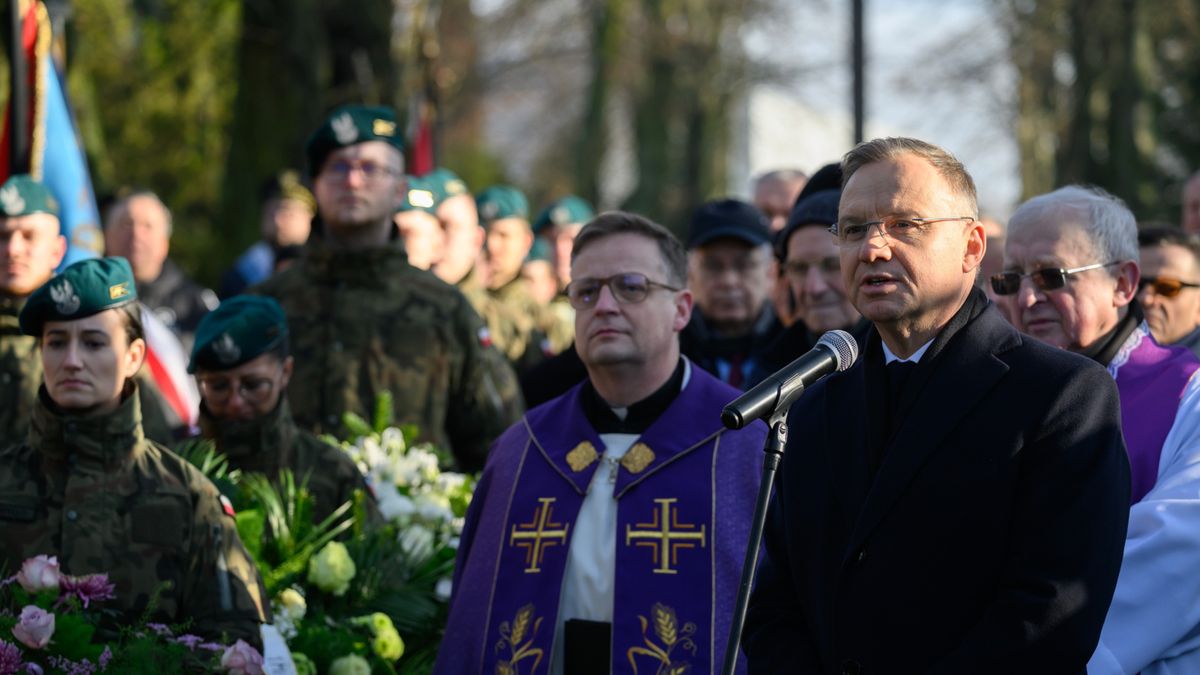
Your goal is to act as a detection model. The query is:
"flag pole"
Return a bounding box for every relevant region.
[8,0,29,174]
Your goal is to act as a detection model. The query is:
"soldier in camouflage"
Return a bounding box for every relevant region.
[532,195,596,353]
[477,185,561,371]
[427,168,526,362]
[188,295,381,525]
[1,257,268,647]
[0,175,175,447]
[253,106,522,472]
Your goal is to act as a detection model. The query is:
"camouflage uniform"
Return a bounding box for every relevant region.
[489,275,557,371]
[0,385,269,646]
[456,265,526,364]
[253,240,523,472]
[196,399,382,525]
[0,295,175,447]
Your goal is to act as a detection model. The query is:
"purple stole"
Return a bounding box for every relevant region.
[437,367,765,674]
[1110,323,1200,503]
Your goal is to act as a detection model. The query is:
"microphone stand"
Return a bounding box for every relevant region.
[720,402,789,675]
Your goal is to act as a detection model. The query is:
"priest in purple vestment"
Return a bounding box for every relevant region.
[1001,185,1200,675]
[435,212,767,674]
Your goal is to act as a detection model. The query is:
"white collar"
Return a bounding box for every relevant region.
[882,339,933,364]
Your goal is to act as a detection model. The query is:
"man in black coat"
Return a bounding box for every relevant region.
[742,137,1131,674]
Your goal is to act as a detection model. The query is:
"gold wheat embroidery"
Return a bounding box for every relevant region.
[495,603,545,674]
[627,602,697,674]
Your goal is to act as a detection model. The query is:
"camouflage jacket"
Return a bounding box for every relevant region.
[196,399,382,525]
[457,266,525,364]
[0,386,269,646]
[0,296,175,448]
[488,275,556,372]
[253,240,523,472]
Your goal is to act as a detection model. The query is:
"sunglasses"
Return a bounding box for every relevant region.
[990,261,1119,296]
[565,273,680,309]
[1139,275,1200,299]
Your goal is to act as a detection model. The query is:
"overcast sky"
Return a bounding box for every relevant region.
[746,0,1020,218]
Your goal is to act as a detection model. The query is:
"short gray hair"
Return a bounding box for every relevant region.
[106,189,173,237]
[842,137,978,218]
[1008,185,1137,266]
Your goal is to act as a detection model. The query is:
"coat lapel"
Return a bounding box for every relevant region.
[846,310,1017,556]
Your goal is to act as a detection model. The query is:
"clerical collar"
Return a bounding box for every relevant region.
[881,339,933,364]
[581,358,687,434]
[1082,301,1144,367]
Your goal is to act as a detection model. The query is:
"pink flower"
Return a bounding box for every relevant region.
[15,556,60,594]
[57,575,115,609]
[219,639,264,675]
[11,606,54,650]
[0,639,22,675]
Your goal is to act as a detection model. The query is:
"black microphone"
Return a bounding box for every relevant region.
[721,329,859,430]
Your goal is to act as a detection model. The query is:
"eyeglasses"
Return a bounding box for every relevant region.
[197,376,278,405]
[989,261,1119,296]
[1139,275,1200,299]
[829,216,975,247]
[319,159,398,182]
[565,273,681,309]
[782,257,841,279]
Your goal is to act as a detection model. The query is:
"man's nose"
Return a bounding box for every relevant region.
[593,284,621,313]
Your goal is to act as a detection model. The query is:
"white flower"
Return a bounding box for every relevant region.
[414,493,454,524]
[375,482,416,521]
[435,577,453,601]
[399,524,435,560]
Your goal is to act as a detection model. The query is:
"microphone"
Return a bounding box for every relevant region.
[721,329,858,430]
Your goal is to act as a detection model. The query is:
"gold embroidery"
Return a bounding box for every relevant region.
[566,441,598,472]
[496,603,546,674]
[621,442,655,474]
[625,498,706,574]
[626,602,697,674]
[509,498,570,573]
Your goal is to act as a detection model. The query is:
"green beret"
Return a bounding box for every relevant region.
[525,237,553,264]
[0,174,59,218]
[398,175,439,214]
[533,195,594,234]
[19,257,136,336]
[189,295,288,373]
[475,185,529,225]
[426,168,470,201]
[305,105,405,175]
[260,170,315,211]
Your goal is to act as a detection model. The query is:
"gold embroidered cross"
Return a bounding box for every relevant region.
[625,498,706,574]
[509,497,570,573]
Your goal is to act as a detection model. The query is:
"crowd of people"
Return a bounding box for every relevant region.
[3,101,1200,674]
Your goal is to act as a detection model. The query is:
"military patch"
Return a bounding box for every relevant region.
[478,326,493,348]
[621,442,655,474]
[49,279,81,315]
[551,205,570,226]
[373,119,397,137]
[331,113,359,145]
[108,282,131,300]
[566,441,598,472]
[220,494,237,519]
[212,332,241,365]
[0,184,25,216]
[480,202,499,221]
[408,188,435,209]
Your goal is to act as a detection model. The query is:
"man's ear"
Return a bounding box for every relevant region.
[280,355,295,388]
[962,219,986,273]
[673,289,694,332]
[1113,260,1139,308]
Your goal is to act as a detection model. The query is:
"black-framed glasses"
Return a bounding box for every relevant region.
[565,273,681,309]
[1139,275,1200,299]
[990,261,1119,296]
[829,215,975,247]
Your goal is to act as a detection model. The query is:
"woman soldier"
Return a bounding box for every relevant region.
[0,257,269,646]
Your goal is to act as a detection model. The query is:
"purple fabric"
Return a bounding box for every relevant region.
[1111,325,1200,504]
[436,366,766,674]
